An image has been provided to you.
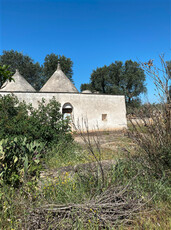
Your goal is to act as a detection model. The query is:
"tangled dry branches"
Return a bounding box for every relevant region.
[26,182,148,230]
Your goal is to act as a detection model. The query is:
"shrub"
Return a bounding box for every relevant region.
[0,137,45,187]
[0,95,73,186]
[0,94,72,146]
[128,55,171,177]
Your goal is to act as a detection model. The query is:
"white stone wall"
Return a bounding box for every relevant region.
[0,92,127,131]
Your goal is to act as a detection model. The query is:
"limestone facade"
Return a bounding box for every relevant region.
[0,64,127,131]
[0,91,127,131]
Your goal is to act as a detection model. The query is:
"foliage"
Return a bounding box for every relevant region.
[0,137,45,187]
[80,60,146,108]
[121,60,146,104]
[0,50,43,90]
[43,53,74,83]
[28,98,72,145]
[22,138,171,229]
[0,65,14,89]
[128,55,171,177]
[0,55,170,229]
[129,107,171,178]
[80,83,93,92]
[46,140,84,169]
[90,65,109,94]
[0,50,75,90]
[0,131,170,229]
[0,94,72,146]
[126,98,142,114]
[0,94,72,188]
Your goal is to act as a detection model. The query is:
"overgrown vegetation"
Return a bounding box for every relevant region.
[128,55,170,176]
[0,94,72,189]
[0,94,72,145]
[1,129,170,229]
[0,56,171,229]
[0,137,45,187]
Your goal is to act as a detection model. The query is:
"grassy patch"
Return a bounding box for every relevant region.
[0,132,171,229]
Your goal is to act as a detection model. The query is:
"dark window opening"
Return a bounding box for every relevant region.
[62,108,72,114]
[62,103,73,119]
[102,114,107,121]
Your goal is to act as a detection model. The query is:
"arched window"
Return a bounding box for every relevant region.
[62,103,73,119]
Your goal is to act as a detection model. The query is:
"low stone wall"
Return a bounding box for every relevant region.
[127,118,154,125]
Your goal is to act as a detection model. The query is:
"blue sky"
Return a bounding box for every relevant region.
[0,0,170,103]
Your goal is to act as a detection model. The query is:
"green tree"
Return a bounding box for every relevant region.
[0,50,43,90]
[43,53,74,83]
[0,65,14,89]
[107,61,123,94]
[80,83,92,92]
[121,60,146,104]
[81,60,146,107]
[0,50,75,90]
[91,65,109,93]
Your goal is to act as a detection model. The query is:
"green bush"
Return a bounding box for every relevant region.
[0,94,72,146]
[0,94,73,187]
[0,137,45,187]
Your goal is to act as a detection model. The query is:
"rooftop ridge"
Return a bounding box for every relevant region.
[57,61,61,71]
[40,63,78,93]
[0,69,36,92]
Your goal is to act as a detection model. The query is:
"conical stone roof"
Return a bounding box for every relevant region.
[0,69,36,92]
[40,62,78,92]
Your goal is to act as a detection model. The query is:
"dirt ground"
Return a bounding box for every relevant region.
[73,130,136,151]
[40,130,137,182]
[73,130,125,144]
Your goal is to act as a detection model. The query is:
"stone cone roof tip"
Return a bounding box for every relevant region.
[0,69,36,92]
[40,63,78,93]
[57,61,61,70]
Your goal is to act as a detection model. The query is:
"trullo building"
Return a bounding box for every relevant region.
[40,62,78,93]
[1,69,36,92]
[0,63,127,131]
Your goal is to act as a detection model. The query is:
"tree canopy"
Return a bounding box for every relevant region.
[80,60,146,107]
[0,50,74,90]
[0,65,14,89]
[80,83,93,92]
[43,53,73,83]
[0,50,42,90]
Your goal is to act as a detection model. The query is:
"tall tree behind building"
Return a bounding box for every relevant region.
[43,53,74,83]
[80,60,146,108]
[0,50,74,90]
[0,50,43,90]
[121,60,146,106]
